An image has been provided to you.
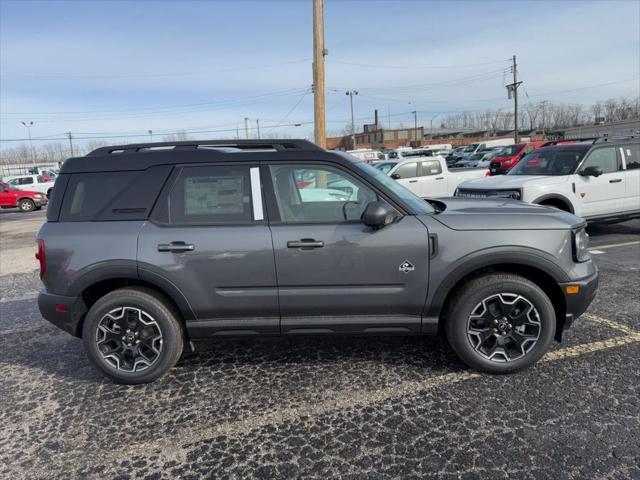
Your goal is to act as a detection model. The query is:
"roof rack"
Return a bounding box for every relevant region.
[87,139,323,156]
[593,135,636,143]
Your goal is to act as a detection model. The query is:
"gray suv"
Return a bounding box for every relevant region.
[37,140,598,384]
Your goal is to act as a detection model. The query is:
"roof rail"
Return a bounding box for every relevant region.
[594,134,636,143]
[87,139,323,156]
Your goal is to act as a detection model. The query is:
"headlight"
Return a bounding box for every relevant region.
[572,227,590,262]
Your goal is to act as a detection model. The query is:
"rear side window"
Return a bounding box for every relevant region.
[420,160,442,176]
[168,165,254,224]
[623,144,640,170]
[60,172,134,221]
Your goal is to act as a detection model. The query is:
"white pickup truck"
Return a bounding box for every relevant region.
[454,139,640,223]
[375,156,488,198]
[5,174,55,197]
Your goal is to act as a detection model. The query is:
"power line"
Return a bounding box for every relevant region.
[0,59,311,79]
[262,88,312,135]
[328,58,511,69]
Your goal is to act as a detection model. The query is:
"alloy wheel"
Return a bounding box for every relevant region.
[95,307,163,372]
[466,293,541,362]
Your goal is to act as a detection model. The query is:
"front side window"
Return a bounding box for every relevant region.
[269,164,377,223]
[168,165,254,224]
[393,162,418,179]
[420,160,442,176]
[581,147,620,174]
[20,177,34,185]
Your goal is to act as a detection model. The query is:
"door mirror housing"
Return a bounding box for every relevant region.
[363,201,397,230]
[580,166,603,177]
[390,173,401,180]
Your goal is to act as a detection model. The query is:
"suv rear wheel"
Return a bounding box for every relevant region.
[82,287,184,384]
[445,273,555,373]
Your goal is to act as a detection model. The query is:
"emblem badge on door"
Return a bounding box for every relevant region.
[399,260,415,274]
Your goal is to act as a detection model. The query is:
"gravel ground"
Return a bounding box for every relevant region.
[0,209,638,479]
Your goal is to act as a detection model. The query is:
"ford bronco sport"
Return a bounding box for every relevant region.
[37,140,598,384]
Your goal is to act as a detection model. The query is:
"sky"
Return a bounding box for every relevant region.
[0,0,639,150]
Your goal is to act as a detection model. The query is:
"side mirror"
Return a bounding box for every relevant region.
[390,173,401,180]
[363,201,397,230]
[580,166,603,177]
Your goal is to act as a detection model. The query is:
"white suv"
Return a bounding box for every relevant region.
[5,174,55,197]
[455,139,640,222]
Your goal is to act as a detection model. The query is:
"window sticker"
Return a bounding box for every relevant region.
[184,175,245,216]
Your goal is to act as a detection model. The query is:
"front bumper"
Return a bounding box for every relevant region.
[558,268,599,329]
[35,198,48,207]
[38,291,86,337]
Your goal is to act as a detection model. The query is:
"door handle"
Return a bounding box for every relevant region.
[609,179,622,183]
[409,180,418,183]
[435,177,444,180]
[287,239,324,249]
[157,241,195,252]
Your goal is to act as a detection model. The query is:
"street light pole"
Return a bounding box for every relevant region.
[412,110,418,145]
[148,130,153,142]
[346,90,358,149]
[21,121,35,169]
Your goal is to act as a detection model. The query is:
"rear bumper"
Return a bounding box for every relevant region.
[38,291,86,337]
[559,268,599,329]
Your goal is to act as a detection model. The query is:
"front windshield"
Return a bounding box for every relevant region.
[375,162,397,174]
[508,149,585,176]
[354,161,433,214]
[463,143,478,153]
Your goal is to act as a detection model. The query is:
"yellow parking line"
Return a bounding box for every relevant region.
[583,313,640,336]
[589,240,640,251]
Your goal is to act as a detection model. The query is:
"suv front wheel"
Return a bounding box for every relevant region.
[82,287,184,384]
[445,273,555,373]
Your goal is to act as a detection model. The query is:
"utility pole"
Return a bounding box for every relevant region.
[148,130,153,142]
[312,0,327,148]
[506,55,523,143]
[346,90,358,148]
[20,121,35,166]
[244,117,251,139]
[66,132,74,157]
[412,110,418,145]
[256,119,261,139]
[430,114,438,136]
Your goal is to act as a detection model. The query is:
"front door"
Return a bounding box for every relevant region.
[264,162,430,335]
[575,146,625,217]
[137,163,279,336]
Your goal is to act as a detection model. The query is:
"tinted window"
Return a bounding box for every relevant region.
[375,162,397,174]
[37,176,45,183]
[582,147,621,173]
[393,162,418,179]
[21,177,34,184]
[269,164,377,223]
[60,172,134,221]
[168,166,253,224]
[623,144,640,170]
[420,160,442,176]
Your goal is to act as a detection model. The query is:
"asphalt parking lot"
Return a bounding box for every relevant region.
[0,209,639,479]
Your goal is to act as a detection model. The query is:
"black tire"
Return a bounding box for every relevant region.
[18,198,35,212]
[82,287,184,384]
[445,273,555,374]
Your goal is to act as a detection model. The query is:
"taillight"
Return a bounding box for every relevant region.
[35,239,46,278]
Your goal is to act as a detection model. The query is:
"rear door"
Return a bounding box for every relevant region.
[575,146,625,217]
[264,161,430,335]
[137,163,279,336]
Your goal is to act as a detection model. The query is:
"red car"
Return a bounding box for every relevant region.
[489,141,548,175]
[0,182,48,212]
